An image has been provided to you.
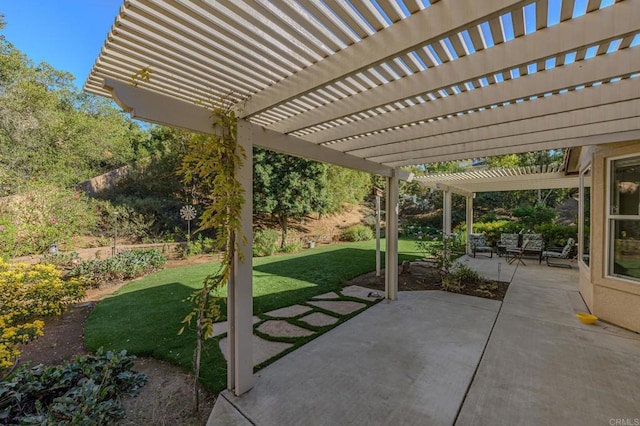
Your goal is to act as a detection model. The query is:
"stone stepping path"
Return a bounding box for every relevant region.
[264,305,312,318]
[216,286,380,367]
[307,300,367,315]
[312,291,340,300]
[257,320,315,338]
[219,335,293,366]
[299,312,340,327]
[211,316,260,338]
[341,285,384,300]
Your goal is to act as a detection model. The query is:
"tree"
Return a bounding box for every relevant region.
[0,20,143,195]
[324,165,371,213]
[253,148,330,246]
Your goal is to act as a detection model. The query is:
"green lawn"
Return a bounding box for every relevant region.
[84,239,422,392]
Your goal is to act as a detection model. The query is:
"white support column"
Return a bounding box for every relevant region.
[385,172,399,301]
[375,190,382,277]
[466,195,474,255]
[228,120,254,396]
[443,190,452,236]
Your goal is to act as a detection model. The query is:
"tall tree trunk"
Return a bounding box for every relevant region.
[278,214,288,248]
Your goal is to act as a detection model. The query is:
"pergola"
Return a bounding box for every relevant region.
[84,0,640,396]
[415,163,581,251]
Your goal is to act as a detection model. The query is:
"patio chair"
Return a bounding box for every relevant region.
[507,238,529,265]
[497,233,519,257]
[542,238,576,268]
[469,234,493,258]
[522,233,544,263]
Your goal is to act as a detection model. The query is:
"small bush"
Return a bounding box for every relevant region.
[0,350,146,424]
[341,224,374,242]
[534,223,578,247]
[67,249,167,287]
[0,261,86,370]
[472,220,522,246]
[39,251,80,268]
[282,242,302,254]
[0,186,100,258]
[442,264,481,293]
[253,229,279,257]
[402,223,440,238]
[180,234,216,258]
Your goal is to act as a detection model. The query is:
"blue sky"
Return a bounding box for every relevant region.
[1,0,122,88]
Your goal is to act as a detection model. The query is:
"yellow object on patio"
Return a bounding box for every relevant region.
[576,312,598,324]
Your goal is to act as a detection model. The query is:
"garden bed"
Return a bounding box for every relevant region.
[349,261,509,301]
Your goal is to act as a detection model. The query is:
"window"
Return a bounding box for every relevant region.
[609,155,640,281]
[580,167,591,266]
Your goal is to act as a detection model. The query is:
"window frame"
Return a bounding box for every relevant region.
[579,165,591,269]
[606,153,640,283]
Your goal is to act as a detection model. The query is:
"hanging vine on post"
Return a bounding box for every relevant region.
[177,99,245,412]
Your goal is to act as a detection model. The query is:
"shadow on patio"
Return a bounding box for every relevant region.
[210,255,640,426]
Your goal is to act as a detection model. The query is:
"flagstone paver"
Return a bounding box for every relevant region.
[264,305,313,318]
[341,285,383,300]
[257,320,315,338]
[307,300,367,315]
[312,292,340,299]
[219,334,293,366]
[299,312,340,327]
[211,316,260,338]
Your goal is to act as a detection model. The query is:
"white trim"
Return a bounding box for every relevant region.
[605,153,640,283]
[578,165,592,270]
[102,78,401,178]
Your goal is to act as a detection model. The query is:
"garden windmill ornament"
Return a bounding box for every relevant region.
[180,205,197,240]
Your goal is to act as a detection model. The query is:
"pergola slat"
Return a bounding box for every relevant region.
[240,0,526,118]
[362,99,640,163]
[388,118,640,166]
[264,3,637,134]
[301,47,640,144]
[332,75,639,154]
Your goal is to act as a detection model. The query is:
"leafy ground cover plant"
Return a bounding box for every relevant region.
[0,261,85,370]
[66,249,166,288]
[0,350,146,424]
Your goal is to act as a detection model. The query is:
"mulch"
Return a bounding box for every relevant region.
[347,261,509,301]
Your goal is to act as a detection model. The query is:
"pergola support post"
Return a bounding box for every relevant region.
[228,121,254,396]
[385,172,399,301]
[466,194,474,255]
[443,190,452,236]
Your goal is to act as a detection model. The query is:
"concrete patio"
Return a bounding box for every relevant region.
[209,255,640,426]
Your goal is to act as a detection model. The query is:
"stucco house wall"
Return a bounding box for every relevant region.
[579,141,640,333]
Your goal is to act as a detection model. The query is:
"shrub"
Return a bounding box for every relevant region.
[253,229,279,257]
[534,223,578,247]
[0,261,86,370]
[179,234,216,258]
[0,350,146,424]
[0,186,100,258]
[341,224,374,242]
[402,223,440,238]
[92,201,155,243]
[67,249,167,287]
[472,220,522,246]
[512,205,557,229]
[282,242,303,254]
[442,265,481,293]
[39,251,80,268]
[416,233,464,277]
